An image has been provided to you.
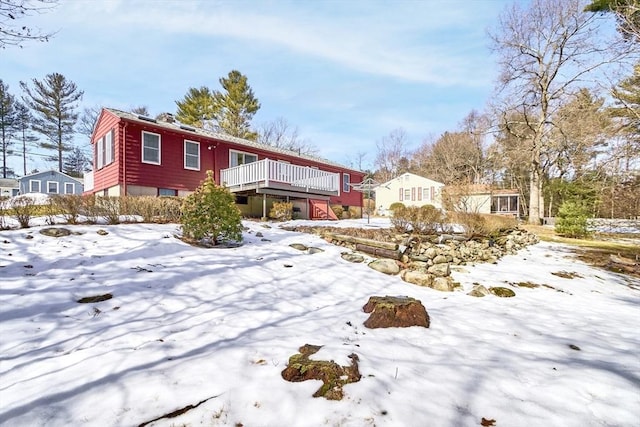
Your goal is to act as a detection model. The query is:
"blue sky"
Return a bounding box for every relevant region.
[2,0,517,174]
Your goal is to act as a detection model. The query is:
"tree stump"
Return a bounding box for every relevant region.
[362,296,430,328]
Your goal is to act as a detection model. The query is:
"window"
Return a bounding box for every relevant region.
[404,189,410,200]
[423,188,429,200]
[96,129,115,169]
[158,188,177,196]
[229,150,257,167]
[343,173,350,193]
[492,195,519,213]
[47,181,59,194]
[29,180,41,193]
[142,131,161,165]
[64,182,74,194]
[184,140,200,170]
[235,195,248,205]
[105,129,114,165]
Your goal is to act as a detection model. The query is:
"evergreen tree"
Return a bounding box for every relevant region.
[20,73,83,172]
[180,170,242,245]
[0,79,16,178]
[63,145,89,177]
[175,86,217,130]
[610,62,640,158]
[213,70,260,140]
[14,102,37,176]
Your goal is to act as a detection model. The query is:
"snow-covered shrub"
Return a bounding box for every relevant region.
[555,201,591,238]
[269,202,293,221]
[180,171,242,245]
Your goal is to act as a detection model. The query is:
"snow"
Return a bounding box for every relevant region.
[1,219,639,427]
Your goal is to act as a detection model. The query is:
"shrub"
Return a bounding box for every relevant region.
[181,171,242,245]
[51,195,84,224]
[348,206,360,218]
[555,200,591,238]
[10,196,35,228]
[391,205,411,232]
[96,196,122,224]
[330,205,344,218]
[447,211,487,238]
[389,202,405,212]
[269,201,293,221]
[391,205,446,234]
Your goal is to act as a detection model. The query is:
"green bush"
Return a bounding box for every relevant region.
[269,201,293,221]
[181,171,243,245]
[555,200,591,238]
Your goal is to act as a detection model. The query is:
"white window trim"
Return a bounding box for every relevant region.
[184,140,201,171]
[229,149,258,167]
[47,181,59,194]
[142,131,161,165]
[29,180,41,193]
[96,137,104,169]
[64,182,75,194]
[343,173,350,193]
[105,130,114,166]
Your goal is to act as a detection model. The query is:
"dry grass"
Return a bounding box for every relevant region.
[523,225,639,255]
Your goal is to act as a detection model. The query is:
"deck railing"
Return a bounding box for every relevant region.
[221,158,339,193]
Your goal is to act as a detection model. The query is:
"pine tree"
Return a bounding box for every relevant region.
[175,86,217,130]
[14,102,37,176]
[0,79,17,178]
[63,145,89,177]
[20,73,83,172]
[213,70,260,140]
[180,170,243,245]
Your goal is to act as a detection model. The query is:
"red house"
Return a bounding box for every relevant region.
[85,108,365,219]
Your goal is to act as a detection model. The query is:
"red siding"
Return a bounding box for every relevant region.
[90,110,364,207]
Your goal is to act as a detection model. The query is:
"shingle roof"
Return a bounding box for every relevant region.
[0,178,18,188]
[104,108,362,173]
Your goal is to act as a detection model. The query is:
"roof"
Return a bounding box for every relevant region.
[104,108,363,174]
[18,170,84,184]
[374,172,445,189]
[0,178,18,188]
[445,184,520,196]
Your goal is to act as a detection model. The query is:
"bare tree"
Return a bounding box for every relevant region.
[0,0,58,49]
[489,0,622,224]
[77,105,101,138]
[257,117,318,155]
[373,128,410,183]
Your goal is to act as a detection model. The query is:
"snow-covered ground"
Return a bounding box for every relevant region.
[0,219,638,427]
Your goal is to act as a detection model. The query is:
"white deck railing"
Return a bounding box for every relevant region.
[221,158,340,193]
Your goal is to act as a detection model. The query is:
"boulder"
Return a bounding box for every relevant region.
[368,258,400,275]
[307,247,324,254]
[468,284,490,297]
[401,270,434,287]
[489,287,516,297]
[40,227,71,237]
[431,276,455,292]
[289,243,308,251]
[432,254,448,264]
[341,252,365,263]
[427,262,450,277]
[362,295,430,328]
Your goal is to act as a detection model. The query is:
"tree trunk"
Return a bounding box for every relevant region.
[528,167,542,225]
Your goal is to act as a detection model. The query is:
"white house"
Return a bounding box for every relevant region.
[0,178,19,197]
[374,172,445,214]
[444,184,521,217]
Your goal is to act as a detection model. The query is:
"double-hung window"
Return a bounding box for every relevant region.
[47,181,59,194]
[96,129,115,169]
[142,131,161,165]
[184,140,200,170]
[64,182,75,194]
[29,180,41,193]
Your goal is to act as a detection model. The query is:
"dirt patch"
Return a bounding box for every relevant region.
[77,293,113,303]
[551,271,583,279]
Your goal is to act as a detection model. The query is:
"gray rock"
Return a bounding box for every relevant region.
[432,254,448,264]
[400,270,434,287]
[307,247,324,255]
[289,243,308,251]
[40,227,71,237]
[368,258,400,275]
[341,252,365,263]
[489,286,516,297]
